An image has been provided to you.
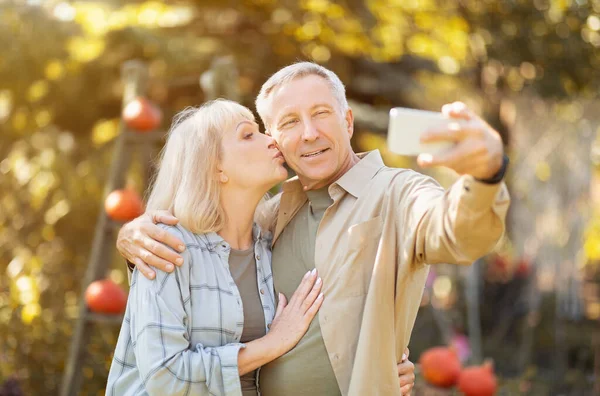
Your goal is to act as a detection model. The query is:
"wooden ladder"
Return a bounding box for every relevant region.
[60,60,161,396]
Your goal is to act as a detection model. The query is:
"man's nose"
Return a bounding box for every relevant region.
[302,120,319,142]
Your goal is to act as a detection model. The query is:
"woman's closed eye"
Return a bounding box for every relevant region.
[243,132,254,139]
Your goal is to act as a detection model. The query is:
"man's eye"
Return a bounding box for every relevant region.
[282,119,298,128]
[315,110,329,116]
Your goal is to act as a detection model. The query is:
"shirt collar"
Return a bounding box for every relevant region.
[205,223,266,251]
[280,150,385,199]
[334,150,385,198]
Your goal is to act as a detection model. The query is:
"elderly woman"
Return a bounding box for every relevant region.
[106,100,323,396]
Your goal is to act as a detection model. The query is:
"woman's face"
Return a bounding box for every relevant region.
[219,118,288,191]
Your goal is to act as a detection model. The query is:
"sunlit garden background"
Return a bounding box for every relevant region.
[1,0,600,394]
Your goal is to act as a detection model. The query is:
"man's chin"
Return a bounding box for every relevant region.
[299,171,338,189]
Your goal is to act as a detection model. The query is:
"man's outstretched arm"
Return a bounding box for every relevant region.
[399,102,510,266]
[116,210,185,280]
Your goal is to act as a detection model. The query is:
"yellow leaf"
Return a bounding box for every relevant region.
[27,80,49,103]
[326,4,345,19]
[535,161,551,182]
[302,0,330,13]
[92,118,119,146]
[0,90,13,122]
[311,45,331,62]
[67,36,106,63]
[407,33,433,57]
[21,303,41,325]
[42,225,55,241]
[45,60,65,81]
[35,110,52,128]
[438,56,460,75]
[296,21,322,41]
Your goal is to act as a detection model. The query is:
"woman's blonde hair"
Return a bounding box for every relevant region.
[146,99,255,234]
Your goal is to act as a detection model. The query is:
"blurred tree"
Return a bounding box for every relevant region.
[1,0,599,393]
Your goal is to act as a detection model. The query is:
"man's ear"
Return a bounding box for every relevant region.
[345,108,354,138]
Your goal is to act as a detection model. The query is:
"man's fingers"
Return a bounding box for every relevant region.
[151,210,179,225]
[141,233,184,266]
[442,101,474,120]
[398,371,415,385]
[136,246,176,273]
[397,360,415,375]
[417,141,482,168]
[147,224,186,253]
[134,258,156,280]
[420,122,468,144]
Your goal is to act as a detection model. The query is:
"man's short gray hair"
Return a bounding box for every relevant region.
[255,62,349,130]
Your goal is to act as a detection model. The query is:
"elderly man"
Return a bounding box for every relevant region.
[117,62,509,395]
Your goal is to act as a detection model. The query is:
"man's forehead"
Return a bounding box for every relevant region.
[276,102,334,116]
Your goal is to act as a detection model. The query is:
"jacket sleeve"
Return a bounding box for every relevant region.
[397,171,510,266]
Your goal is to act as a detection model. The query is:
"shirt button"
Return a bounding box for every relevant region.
[260,289,265,295]
[256,255,261,260]
[267,323,271,329]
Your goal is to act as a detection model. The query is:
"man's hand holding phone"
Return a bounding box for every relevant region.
[388,102,504,180]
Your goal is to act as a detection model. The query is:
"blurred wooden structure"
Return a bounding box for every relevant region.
[60,60,159,396]
[507,95,597,384]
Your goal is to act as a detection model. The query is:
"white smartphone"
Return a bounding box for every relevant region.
[387,107,461,156]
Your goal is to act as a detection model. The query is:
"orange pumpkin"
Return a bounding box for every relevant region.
[514,257,532,278]
[105,189,144,222]
[122,96,162,132]
[85,279,127,315]
[458,361,498,396]
[419,346,462,388]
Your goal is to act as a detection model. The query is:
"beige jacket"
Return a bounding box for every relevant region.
[271,150,510,396]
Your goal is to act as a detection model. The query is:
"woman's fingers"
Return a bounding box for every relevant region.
[304,292,324,320]
[289,269,317,307]
[301,277,322,312]
[273,293,287,319]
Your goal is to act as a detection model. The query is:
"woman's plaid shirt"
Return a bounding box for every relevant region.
[106,223,276,396]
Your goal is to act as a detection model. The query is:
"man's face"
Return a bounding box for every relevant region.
[266,75,354,189]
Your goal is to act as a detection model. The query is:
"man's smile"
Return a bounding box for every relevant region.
[301,148,330,158]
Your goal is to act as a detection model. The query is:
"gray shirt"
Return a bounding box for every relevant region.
[259,186,341,396]
[107,223,275,396]
[229,246,266,396]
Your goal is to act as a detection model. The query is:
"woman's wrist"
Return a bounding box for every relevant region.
[237,332,287,376]
[260,331,289,358]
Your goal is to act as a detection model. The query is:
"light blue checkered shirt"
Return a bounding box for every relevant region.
[106,223,276,396]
